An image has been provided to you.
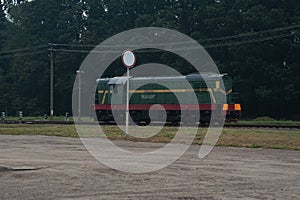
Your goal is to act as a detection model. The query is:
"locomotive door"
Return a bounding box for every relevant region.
[108,77,128,105]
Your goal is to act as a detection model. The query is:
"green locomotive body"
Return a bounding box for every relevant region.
[94,73,241,124]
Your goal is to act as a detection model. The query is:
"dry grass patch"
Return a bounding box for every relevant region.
[0,124,299,150]
[216,129,300,150]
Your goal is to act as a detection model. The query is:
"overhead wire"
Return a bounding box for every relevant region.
[0,23,299,59]
[0,50,47,59]
[204,33,292,48]
[198,23,300,43]
[50,23,300,48]
[0,45,48,54]
[51,33,294,53]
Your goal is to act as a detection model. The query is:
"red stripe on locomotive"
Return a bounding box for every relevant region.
[94,104,219,111]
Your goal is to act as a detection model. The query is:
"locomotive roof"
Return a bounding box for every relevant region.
[97,73,227,84]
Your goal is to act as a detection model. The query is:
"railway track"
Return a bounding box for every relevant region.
[2,120,300,130]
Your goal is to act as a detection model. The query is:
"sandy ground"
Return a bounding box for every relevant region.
[0,135,299,200]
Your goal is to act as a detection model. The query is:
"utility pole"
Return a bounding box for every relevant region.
[49,43,54,121]
[76,70,84,121]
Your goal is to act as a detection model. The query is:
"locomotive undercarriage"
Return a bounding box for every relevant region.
[95,110,228,125]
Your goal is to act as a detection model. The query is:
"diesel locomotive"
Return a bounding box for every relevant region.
[94,73,241,125]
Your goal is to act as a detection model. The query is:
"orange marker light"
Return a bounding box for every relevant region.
[234,104,241,111]
[223,104,229,111]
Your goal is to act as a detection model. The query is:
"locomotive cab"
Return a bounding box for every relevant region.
[222,75,242,121]
[108,77,128,104]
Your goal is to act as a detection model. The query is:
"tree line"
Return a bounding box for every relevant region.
[0,0,300,119]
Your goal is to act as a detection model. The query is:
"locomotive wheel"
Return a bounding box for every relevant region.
[144,119,151,126]
[200,121,208,126]
[170,121,179,126]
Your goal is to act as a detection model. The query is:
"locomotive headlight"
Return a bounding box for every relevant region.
[222,104,229,111]
[234,104,241,111]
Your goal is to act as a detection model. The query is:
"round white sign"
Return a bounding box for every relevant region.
[122,50,136,68]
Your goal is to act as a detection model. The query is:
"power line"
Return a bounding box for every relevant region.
[51,43,97,48]
[0,50,47,59]
[0,32,291,60]
[0,23,299,58]
[199,23,300,43]
[50,33,293,54]
[0,45,48,54]
[50,23,300,48]
[205,33,292,48]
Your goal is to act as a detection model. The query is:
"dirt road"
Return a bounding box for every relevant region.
[0,135,299,199]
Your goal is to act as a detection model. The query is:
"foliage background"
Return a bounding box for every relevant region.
[0,0,300,119]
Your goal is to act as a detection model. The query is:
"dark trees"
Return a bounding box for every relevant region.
[0,0,300,118]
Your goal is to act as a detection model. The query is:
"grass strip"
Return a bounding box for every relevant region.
[0,124,299,150]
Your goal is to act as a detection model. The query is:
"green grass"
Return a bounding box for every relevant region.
[235,120,300,126]
[227,116,300,126]
[3,116,74,121]
[3,115,300,126]
[3,116,97,122]
[0,124,299,150]
[217,128,300,150]
[0,124,78,137]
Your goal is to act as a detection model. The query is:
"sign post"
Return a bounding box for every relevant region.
[122,50,136,139]
[76,70,84,121]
